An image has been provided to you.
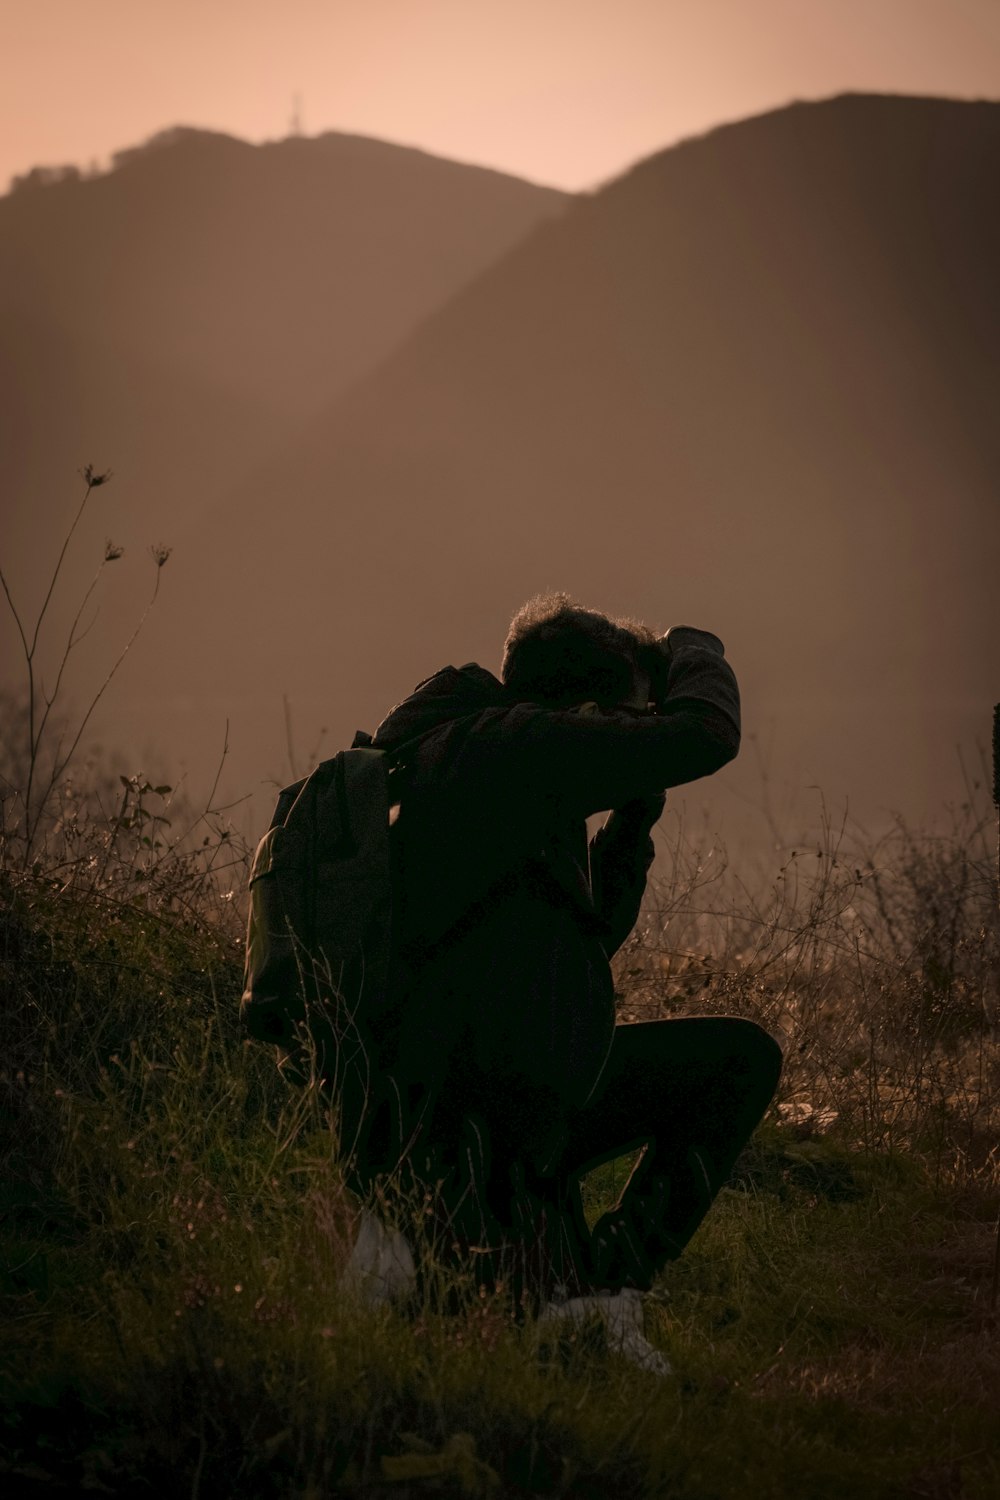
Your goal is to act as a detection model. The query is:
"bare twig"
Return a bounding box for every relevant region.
[0,465,169,863]
[991,702,999,1315]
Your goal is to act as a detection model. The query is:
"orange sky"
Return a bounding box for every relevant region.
[5,0,1000,191]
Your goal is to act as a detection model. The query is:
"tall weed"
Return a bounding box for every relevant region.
[2,745,999,1495]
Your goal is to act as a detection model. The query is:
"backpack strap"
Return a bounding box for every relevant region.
[241,745,394,1047]
[395,844,611,989]
[397,862,526,979]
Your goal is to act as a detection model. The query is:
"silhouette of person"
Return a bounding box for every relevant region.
[341,593,782,1307]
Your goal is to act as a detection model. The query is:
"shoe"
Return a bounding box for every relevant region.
[341,1209,416,1307]
[537,1286,671,1377]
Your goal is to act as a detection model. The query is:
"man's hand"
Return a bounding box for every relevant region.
[644,626,726,708]
[662,625,726,658]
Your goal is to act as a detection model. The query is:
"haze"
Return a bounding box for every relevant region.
[3,3,999,859]
[6,0,1000,194]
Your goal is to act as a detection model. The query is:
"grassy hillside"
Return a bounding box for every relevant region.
[2,765,997,1498]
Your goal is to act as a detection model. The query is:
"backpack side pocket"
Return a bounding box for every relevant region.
[241,824,307,1044]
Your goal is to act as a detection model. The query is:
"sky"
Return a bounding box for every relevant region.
[4,0,1000,194]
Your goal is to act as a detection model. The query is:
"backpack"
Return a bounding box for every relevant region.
[240,731,396,1074]
[240,714,551,1088]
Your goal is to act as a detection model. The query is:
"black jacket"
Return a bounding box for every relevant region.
[368,637,740,1171]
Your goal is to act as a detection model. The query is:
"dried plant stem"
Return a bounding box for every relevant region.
[1,466,169,863]
[39,564,166,823]
[1,473,97,846]
[992,702,999,1315]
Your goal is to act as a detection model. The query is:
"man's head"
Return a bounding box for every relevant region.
[501,592,657,711]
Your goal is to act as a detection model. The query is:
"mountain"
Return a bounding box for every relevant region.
[8,97,1000,848]
[0,125,569,613]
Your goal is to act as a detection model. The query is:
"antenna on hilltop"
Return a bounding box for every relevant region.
[289,92,303,138]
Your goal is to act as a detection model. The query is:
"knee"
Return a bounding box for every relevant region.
[728,1017,784,1092]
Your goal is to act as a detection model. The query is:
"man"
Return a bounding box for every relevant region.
[343,592,781,1340]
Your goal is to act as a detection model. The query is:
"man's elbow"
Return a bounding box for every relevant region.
[694,711,741,776]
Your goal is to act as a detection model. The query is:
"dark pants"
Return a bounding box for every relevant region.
[548,1016,783,1291]
[365,1015,782,1303]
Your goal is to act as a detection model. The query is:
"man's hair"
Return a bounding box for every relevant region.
[501,592,658,708]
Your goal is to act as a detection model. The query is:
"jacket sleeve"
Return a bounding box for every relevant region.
[589,792,666,958]
[494,634,741,822]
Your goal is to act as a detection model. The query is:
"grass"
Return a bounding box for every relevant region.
[1,772,999,1498]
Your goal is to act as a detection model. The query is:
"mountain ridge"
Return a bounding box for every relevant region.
[160,94,999,834]
[5,121,571,199]
[4,94,996,847]
[1,122,570,620]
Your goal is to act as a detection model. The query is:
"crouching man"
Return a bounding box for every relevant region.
[337,592,781,1349]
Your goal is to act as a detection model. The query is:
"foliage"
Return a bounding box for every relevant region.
[620,778,1000,1169]
[2,506,997,1492]
[0,465,171,865]
[2,764,999,1497]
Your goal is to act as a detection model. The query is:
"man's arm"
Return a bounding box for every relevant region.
[587,628,736,955]
[643,624,739,754]
[589,791,665,958]
[501,624,740,819]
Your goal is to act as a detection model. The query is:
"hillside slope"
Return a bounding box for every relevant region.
[0,126,568,610]
[10,98,1000,840]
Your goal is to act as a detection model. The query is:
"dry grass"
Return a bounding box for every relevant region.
[1,759,999,1497]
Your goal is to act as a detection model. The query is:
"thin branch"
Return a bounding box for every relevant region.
[29,474,96,662]
[204,791,252,816]
[205,718,230,815]
[0,566,30,660]
[31,560,107,777]
[283,693,298,781]
[32,562,166,858]
[0,565,37,833]
[159,721,231,858]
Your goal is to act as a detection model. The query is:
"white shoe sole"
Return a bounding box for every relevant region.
[537,1287,672,1377]
[341,1209,416,1307]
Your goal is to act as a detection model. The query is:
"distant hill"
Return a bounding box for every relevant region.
[0,125,568,606]
[118,93,998,841]
[5,97,998,850]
